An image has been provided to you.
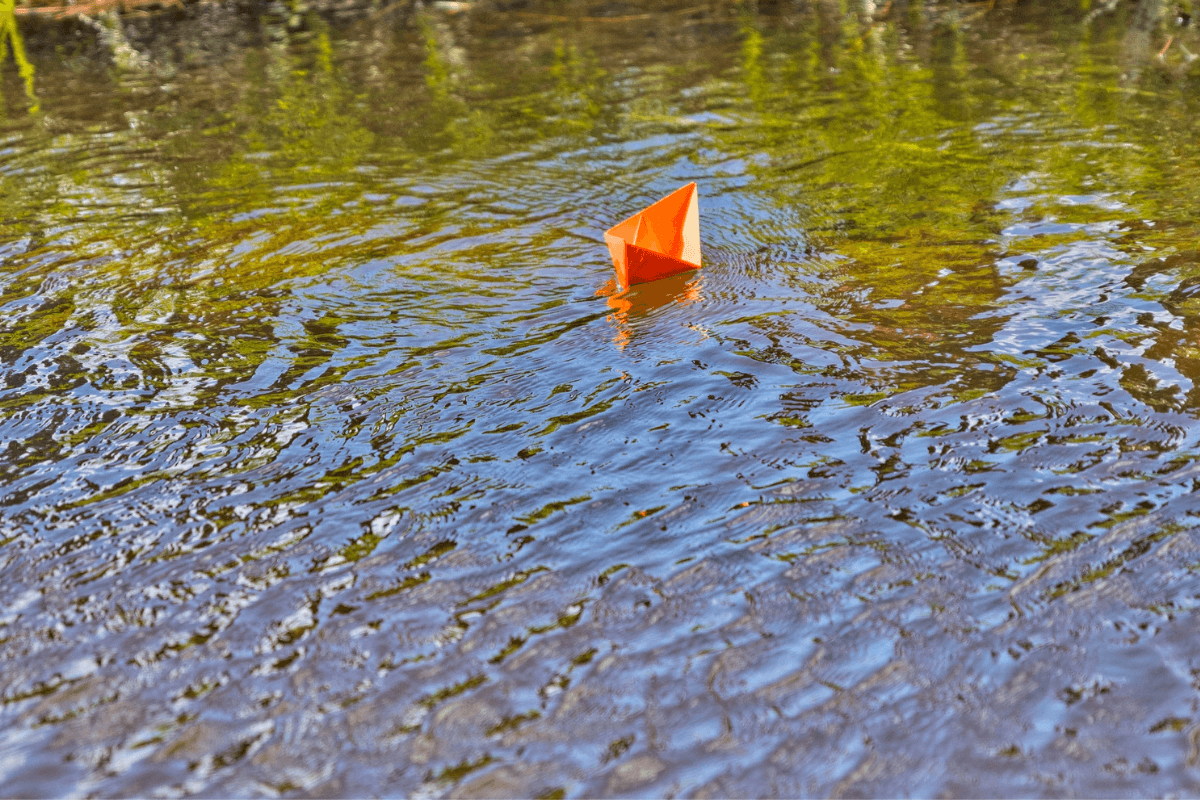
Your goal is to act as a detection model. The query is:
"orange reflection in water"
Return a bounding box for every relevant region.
[596,270,704,351]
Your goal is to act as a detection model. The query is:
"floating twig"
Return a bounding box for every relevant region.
[14,0,183,18]
[514,5,704,23]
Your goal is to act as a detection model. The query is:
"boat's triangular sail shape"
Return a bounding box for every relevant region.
[604,183,701,287]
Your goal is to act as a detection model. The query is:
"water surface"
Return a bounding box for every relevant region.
[4,1,1200,796]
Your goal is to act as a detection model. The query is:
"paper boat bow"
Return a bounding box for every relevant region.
[605,182,701,288]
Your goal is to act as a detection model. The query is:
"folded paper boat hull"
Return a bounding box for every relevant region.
[604,182,701,287]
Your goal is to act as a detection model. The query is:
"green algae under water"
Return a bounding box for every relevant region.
[4,0,1200,795]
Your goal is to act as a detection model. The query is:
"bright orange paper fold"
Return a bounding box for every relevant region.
[604,182,701,288]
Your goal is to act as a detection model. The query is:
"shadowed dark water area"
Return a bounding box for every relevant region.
[4,0,1200,795]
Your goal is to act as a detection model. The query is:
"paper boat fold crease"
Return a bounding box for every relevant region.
[604,182,701,288]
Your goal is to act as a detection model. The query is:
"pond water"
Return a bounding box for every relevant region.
[4,0,1200,795]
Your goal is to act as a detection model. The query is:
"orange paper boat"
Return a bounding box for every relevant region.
[605,182,701,288]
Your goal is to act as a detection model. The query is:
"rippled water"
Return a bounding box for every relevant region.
[4,0,1200,795]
